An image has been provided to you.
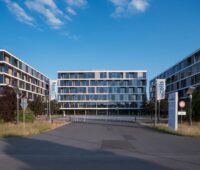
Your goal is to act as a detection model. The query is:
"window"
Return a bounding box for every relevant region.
[100,72,107,78]
[0,64,8,73]
[109,72,123,78]
[195,74,200,84]
[129,88,134,93]
[0,52,4,61]
[88,87,95,93]
[0,75,3,83]
[195,52,200,62]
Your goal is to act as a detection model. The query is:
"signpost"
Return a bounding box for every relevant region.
[20,98,28,130]
[178,111,186,116]
[179,101,186,108]
[178,100,186,124]
[168,92,178,131]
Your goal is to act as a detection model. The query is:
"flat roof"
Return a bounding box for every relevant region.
[0,49,49,79]
[57,70,147,73]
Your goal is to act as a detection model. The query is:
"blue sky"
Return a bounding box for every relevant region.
[0,0,200,81]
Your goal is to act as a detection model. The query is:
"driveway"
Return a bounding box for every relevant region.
[0,122,199,170]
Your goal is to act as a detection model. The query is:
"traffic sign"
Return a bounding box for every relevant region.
[178,111,186,116]
[179,101,186,108]
[20,98,28,110]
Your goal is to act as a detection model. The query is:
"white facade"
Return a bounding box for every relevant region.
[58,70,147,115]
[0,49,50,101]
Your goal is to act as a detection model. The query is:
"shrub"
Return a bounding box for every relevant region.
[29,96,45,116]
[193,89,200,121]
[0,86,16,122]
[19,108,35,123]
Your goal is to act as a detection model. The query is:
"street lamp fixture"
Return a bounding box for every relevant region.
[187,86,196,126]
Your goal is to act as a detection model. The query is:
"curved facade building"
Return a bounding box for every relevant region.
[0,49,50,101]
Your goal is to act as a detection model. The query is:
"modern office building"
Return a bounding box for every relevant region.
[150,49,200,101]
[58,70,147,115]
[0,49,50,101]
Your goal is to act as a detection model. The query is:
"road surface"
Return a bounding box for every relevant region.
[0,122,199,170]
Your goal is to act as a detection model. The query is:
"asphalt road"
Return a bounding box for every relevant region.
[0,122,200,170]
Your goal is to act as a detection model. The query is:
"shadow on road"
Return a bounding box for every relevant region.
[1,136,173,170]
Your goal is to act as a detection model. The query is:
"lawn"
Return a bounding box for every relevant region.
[146,122,200,137]
[0,120,67,138]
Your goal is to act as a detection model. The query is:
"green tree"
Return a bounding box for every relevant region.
[29,96,45,116]
[50,100,60,115]
[193,89,200,121]
[160,99,168,118]
[0,86,17,122]
[142,100,155,116]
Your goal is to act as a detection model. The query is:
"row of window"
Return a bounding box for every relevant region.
[58,87,145,94]
[165,62,200,84]
[0,75,48,95]
[60,102,143,109]
[166,73,200,93]
[59,80,146,87]
[0,51,49,83]
[58,72,146,79]
[59,94,144,101]
[0,64,49,89]
[155,51,200,79]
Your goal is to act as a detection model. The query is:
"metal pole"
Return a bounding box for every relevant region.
[154,100,157,126]
[16,94,19,125]
[158,100,160,123]
[96,101,97,116]
[23,109,25,132]
[154,82,157,126]
[74,110,76,122]
[84,110,86,122]
[46,99,48,120]
[189,94,192,126]
[49,97,51,123]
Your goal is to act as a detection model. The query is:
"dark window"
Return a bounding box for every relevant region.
[0,52,4,61]
[109,72,123,78]
[0,75,4,83]
[100,72,107,78]
[88,87,95,93]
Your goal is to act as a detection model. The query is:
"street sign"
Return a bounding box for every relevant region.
[179,101,186,108]
[178,111,186,116]
[20,98,28,110]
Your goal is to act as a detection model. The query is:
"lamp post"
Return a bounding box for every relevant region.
[13,87,22,125]
[48,95,52,123]
[187,87,196,126]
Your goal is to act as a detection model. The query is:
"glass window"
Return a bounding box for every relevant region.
[91,80,97,86]
[0,75,4,83]
[100,72,107,78]
[0,64,8,73]
[88,87,95,93]
[109,72,123,78]
[195,52,200,62]
[126,72,137,78]
[75,81,80,86]
[0,52,4,61]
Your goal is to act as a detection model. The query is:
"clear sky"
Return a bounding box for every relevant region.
[0,0,200,81]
